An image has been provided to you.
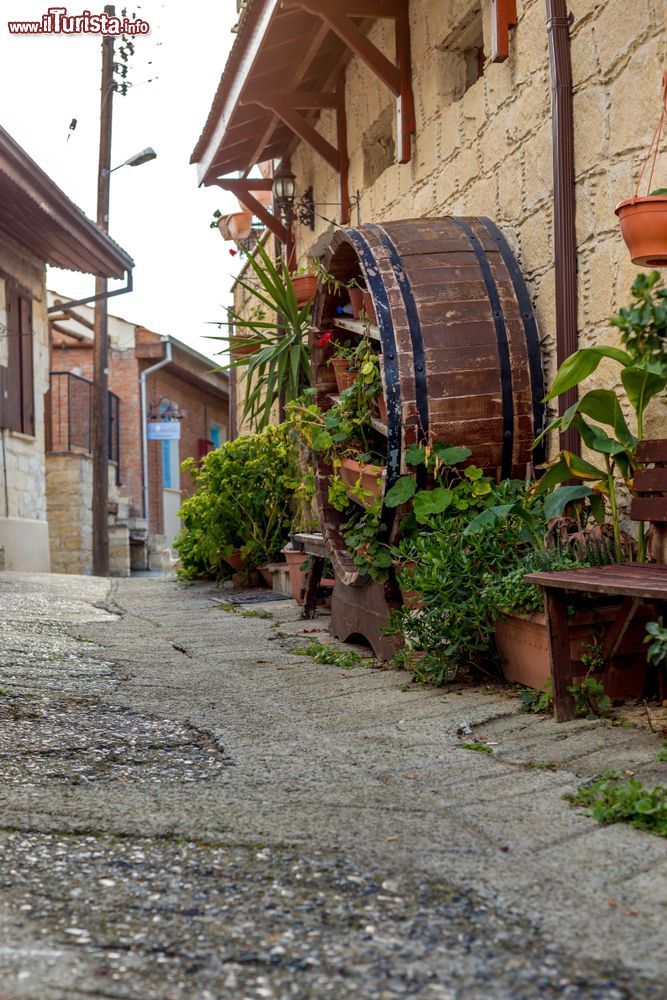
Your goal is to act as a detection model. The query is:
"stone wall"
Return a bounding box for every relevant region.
[46,452,93,575]
[279,0,666,443]
[0,232,51,570]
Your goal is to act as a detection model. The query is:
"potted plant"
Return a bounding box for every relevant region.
[616,74,667,266]
[210,240,313,428]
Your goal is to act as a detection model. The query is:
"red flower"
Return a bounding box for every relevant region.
[229,248,238,256]
[319,330,334,347]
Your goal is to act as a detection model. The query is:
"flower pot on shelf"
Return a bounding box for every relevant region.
[494,605,651,699]
[361,289,377,324]
[615,196,667,266]
[282,546,307,605]
[231,336,260,357]
[331,357,356,392]
[339,457,385,508]
[291,274,317,306]
[348,286,364,320]
[217,211,253,242]
[258,565,274,588]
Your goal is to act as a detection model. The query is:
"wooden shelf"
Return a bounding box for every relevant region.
[333,317,380,341]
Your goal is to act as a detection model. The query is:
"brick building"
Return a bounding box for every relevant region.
[48,294,229,572]
[0,125,133,572]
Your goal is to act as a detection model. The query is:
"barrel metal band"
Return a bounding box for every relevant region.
[366,224,430,456]
[478,216,546,466]
[452,217,514,479]
[346,229,402,495]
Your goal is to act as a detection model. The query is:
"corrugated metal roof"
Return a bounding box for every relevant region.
[0,126,134,278]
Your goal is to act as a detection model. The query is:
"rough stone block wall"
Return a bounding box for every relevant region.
[46,452,93,575]
[0,234,50,525]
[286,0,666,443]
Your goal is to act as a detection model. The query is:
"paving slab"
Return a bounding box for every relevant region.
[0,572,666,998]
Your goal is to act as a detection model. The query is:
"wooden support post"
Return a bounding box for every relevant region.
[544,587,576,722]
[336,72,350,224]
[491,0,519,63]
[302,555,325,620]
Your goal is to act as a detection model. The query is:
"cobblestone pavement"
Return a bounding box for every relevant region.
[0,572,666,999]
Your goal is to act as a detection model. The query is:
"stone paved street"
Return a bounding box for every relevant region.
[1,572,667,999]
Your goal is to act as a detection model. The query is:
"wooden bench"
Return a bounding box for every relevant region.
[525,440,667,721]
[291,532,334,620]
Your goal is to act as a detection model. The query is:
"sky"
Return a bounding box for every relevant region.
[0,0,243,361]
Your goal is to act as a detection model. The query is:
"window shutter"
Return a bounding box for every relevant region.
[19,295,34,436]
[5,282,22,432]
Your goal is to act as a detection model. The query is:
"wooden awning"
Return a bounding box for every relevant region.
[0,126,133,279]
[191,0,414,229]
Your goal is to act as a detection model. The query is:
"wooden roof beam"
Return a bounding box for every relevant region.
[245,95,340,172]
[491,0,518,62]
[282,0,414,162]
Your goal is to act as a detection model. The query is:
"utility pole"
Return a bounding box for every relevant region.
[92,4,115,575]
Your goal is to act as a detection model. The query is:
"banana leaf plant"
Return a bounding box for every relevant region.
[209,239,312,429]
[533,349,667,562]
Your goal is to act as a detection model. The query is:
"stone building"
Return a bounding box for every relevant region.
[48,297,229,573]
[192,0,666,439]
[0,125,133,572]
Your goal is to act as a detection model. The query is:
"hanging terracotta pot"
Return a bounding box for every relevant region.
[616,73,667,266]
[237,189,273,213]
[291,274,317,306]
[217,211,252,242]
[616,195,667,266]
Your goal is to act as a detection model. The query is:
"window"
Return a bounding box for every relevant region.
[363,105,396,188]
[439,4,485,103]
[161,438,180,490]
[0,277,34,435]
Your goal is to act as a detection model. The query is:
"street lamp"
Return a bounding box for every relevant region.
[92,50,157,576]
[107,146,157,173]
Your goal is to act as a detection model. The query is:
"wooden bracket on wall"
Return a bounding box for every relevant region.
[491,0,518,63]
[282,0,415,163]
[243,86,351,225]
[212,177,288,244]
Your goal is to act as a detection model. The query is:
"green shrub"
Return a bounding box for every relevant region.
[175,424,298,578]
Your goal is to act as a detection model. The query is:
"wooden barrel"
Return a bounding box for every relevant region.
[310,217,545,586]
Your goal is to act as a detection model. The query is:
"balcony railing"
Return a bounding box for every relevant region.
[46,371,120,482]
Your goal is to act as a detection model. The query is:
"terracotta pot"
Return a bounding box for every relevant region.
[237,189,273,213]
[615,195,667,266]
[291,274,317,306]
[339,457,385,508]
[361,289,377,324]
[258,565,273,588]
[217,211,253,242]
[282,546,306,605]
[348,287,364,320]
[225,548,244,573]
[495,606,651,698]
[331,357,356,392]
[231,336,260,357]
[396,559,422,610]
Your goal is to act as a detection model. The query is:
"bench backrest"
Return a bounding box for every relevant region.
[631,440,667,563]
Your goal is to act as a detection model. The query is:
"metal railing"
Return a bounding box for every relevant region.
[47,371,120,483]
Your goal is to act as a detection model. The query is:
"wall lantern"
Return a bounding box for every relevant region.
[271,163,297,225]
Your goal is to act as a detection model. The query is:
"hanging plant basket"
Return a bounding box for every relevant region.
[291,274,317,306]
[616,73,667,266]
[217,211,253,242]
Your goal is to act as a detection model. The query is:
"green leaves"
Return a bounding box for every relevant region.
[621,367,667,421]
[384,476,416,508]
[412,487,454,524]
[544,346,632,401]
[543,485,598,521]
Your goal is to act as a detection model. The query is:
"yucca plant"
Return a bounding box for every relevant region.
[210,239,312,428]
